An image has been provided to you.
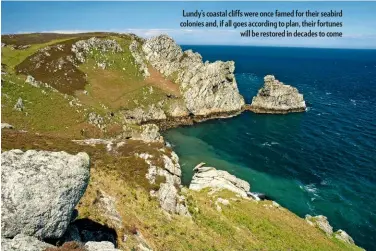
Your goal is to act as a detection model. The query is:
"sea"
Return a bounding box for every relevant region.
[163,45,376,251]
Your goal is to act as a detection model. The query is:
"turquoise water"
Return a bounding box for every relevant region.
[164,46,376,250]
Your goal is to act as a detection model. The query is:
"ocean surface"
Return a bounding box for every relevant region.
[163,45,376,250]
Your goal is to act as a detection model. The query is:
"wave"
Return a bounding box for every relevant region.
[261,141,280,147]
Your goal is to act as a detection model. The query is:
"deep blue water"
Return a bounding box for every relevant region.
[164,45,376,250]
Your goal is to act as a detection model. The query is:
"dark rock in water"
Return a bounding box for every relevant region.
[247,192,268,201]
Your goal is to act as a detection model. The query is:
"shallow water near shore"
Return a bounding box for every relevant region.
[163,45,376,250]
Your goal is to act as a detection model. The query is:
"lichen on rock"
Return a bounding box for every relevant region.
[142,34,245,117]
[189,162,250,197]
[1,150,90,239]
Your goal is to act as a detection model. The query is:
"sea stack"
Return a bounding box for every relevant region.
[249,75,306,114]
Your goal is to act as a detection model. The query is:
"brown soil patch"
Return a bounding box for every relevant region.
[146,67,181,97]
[2,32,116,46]
[15,38,87,95]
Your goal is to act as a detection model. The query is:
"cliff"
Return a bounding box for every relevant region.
[1,32,362,251]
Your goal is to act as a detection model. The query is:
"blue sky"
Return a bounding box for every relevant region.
[2,1,376,48]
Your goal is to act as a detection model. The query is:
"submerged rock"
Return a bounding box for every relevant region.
[1,150,90,239]
[249,75,306,114]
[189,162,250,197]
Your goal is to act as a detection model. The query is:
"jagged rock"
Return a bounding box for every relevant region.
[334,230,355,245]
[189,162,250,197]
[1,150,90,239]
[25,75,40,87]
[129,40,150,78]
[13,97,24,111]
[85,241,121,251]
[1,123,14,129]
[157,183,189,216]
[305,215,333,236]
[142,35,183,76]
[165,100,190,118]
[1,234,54,251]
[130,124,164,143]
[123,105,166,124]
[88,112,106,130]
[142,35,245,116]
[250,75,306,113]
[71,37,123,63]
[162,153,181,177]
[94,190,123,230]
[179,60,244,116]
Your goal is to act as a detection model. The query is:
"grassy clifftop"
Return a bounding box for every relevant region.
[1,33,363,251]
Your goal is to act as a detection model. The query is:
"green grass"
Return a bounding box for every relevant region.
[1,38,75,73]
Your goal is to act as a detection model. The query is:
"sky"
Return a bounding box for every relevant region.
[2,1,376,49]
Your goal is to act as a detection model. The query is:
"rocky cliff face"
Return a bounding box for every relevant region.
[141,35,245,117]
[249,75,306,114]
[189,162,250,197]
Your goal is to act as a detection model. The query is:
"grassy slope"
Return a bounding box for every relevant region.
[1,34,363,251]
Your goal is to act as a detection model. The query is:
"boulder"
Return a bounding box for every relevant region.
[14,97,24,111]
[1,234,53,251]
[1,150,90,239]
[1,123,14,129]
[334,230,355,245]
[189,162,250,197]
[250,75,306,113]
[305,215,333,236]
[84,241,121,251]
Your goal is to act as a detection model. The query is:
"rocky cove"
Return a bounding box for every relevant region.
[1,33,364,251]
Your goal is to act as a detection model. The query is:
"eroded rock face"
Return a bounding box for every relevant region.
[142,35,245,116]
[129,40,150,78]
[189,162,250,197]
[305,215,333,236]
[123,105,167,124]
[71,37,123,63]
[250,75,306,113]
[334,230,355,245]
[1,234,53,251]
[1,150,90,239]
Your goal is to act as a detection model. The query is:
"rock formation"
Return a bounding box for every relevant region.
[189,162,250,197]
[305,215,357,245]
[1,234,54,251]
[249,75,306,114]
[1,123,14,129]
[85,241,121,251]
[129,40,150,78]
[305,215,333,236]
[13,97,24,111]
[141,35,245,117]
[334,230,355,245]
[1,150,90,239]
[71,37,123,63]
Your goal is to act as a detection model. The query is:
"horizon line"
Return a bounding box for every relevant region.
[2,31,376,50]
